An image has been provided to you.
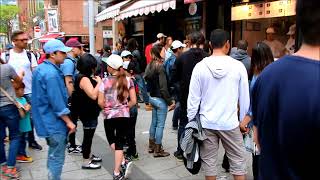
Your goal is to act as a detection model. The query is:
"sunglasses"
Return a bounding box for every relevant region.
[14,39,28,42]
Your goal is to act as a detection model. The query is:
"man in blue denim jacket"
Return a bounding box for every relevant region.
[31,39,76,180]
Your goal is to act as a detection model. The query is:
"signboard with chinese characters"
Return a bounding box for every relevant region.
[47,9,59,32]
[247,3,264,20]
[265,1,285,18]
[103,30,112,38]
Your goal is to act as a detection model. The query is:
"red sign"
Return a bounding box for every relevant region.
[184,0,203,4]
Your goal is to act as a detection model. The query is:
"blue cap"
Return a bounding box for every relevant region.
[5,44,13,50]
[43,39,72,54]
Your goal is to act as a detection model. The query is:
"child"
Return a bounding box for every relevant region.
[122,60,139,161]
[14,82,33,163]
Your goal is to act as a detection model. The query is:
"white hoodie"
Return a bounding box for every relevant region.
[187,55,250,130]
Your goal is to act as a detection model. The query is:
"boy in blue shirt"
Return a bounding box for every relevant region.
[14,82,33,163]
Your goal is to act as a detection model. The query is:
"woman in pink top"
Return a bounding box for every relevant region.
[98,54,136,180]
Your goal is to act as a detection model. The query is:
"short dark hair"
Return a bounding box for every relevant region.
[296,0,320,45]
[127,38,138,52]
[77,53,97,77]
[210,29,230,49]
[11,30,25,41]
[250,42,274,79]
[45,54,51,59]
[189,31,205,48]
[237,40,248,51]
[14,82,25,89]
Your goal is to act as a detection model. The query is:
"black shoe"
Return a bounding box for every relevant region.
[121,160,132,179]
[173,151,183,161]
[91,154,102,162]
[29,142,43,151]
[113,172,124,180]
[68,145,82,155]
[82,161,101,169]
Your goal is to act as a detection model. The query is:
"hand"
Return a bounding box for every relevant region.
[240,122,249,134]
[168,102,176,111]
[93,76,102,83]
[67,122,76,134]
[24,104,31,112]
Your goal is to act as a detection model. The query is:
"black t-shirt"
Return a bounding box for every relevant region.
[252,55,320,180]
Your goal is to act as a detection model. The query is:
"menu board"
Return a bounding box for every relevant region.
[231,0,296,21]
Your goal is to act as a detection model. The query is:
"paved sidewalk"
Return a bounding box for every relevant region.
[15,104,253,180]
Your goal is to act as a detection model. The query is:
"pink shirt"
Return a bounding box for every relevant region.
[99,76,134,119]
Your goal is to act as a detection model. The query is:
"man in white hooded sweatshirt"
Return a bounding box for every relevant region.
[187,29,250,180]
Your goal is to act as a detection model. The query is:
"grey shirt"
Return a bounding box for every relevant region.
[0,64,18,107]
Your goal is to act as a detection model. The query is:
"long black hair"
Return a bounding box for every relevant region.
[77,53,97,77]
[249,42,274,80]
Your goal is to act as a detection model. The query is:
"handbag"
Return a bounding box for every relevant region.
[0,86,26,118]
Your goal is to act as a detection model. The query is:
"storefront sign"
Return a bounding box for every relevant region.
[103,30,113,38]
[34,26,41,38]
[189,3,197,16]
[47,9,59,32]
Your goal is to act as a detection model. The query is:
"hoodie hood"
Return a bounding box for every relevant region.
[230,49,249,61]
[203,56,229,79]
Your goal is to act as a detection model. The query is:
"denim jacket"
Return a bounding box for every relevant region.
[32,60,70,137]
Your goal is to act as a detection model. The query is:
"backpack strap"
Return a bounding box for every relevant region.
[5,51,10,63]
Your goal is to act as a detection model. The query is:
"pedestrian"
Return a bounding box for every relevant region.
[187,29,250,180]
[31,39,76,180]
[263,27,285,59]
[145,33,167,64]
[0,58,24,179]
[1,30,43,151]
[72,53,103,169]
[14,82,33,163]
[112,41,123,55]
[238,42,274,180]
[98,54,136,180]
[252,0,320,179]
[171,31,208,160]
[122,59,139,161]
[144,44,175,158]
[164,40,186,130]
[62,38,84,155]
[127,39,152,111]
[230,40,251,74]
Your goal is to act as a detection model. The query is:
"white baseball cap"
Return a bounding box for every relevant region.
[106,54,123,70]
[266,27,275,34]
[120,50,133,58]
[157,33,167,39]
[171,40,186,50]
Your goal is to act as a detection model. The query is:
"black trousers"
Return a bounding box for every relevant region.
[82,128,96,159]
[126,107,138,156]
[104,117,129,150]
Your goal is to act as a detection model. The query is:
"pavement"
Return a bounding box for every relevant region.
[14,104,254,180]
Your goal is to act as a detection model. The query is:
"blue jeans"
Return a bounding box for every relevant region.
[0,104,21,167]
[172,102,180,128]
[149,97,168,145]
[135,74,149,104]
[46,134,67,180]
[18,132,28,156]
[24,94,37,144]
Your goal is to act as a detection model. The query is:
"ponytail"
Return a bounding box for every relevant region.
[115,67,129,103]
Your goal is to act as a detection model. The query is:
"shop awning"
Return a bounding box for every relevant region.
[38,33,64,43]
[95,0,130,22]
[116,0,176,21]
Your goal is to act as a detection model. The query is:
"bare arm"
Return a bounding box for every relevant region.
[79,76,102,100]
[60,115,76,134]
[98,92,105,109]
[64,76,74,97]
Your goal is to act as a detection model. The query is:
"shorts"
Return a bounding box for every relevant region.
[200,127,246,176]
[104,117,129,150]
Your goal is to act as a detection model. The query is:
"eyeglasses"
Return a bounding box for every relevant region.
[14,39,28,42]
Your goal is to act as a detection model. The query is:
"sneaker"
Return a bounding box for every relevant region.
[91,155,102,163]
[16,155,33,163]
[29,142,43,151]
[145,104,153,111]
[173,151,183,161]
[68,145,82,154]
[113,172,124,180]
[2,167,19,179]
[81,161,101,170]
[121,160,132,179]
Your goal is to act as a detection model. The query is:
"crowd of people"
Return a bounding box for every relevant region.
[0,0,319,180]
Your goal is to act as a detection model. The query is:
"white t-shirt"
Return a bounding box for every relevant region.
[263,39,285,58]
[1,49,37,94]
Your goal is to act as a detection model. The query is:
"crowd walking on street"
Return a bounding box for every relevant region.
[0,0,319,180]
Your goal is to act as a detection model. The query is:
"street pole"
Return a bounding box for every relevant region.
[88,0,95,55]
